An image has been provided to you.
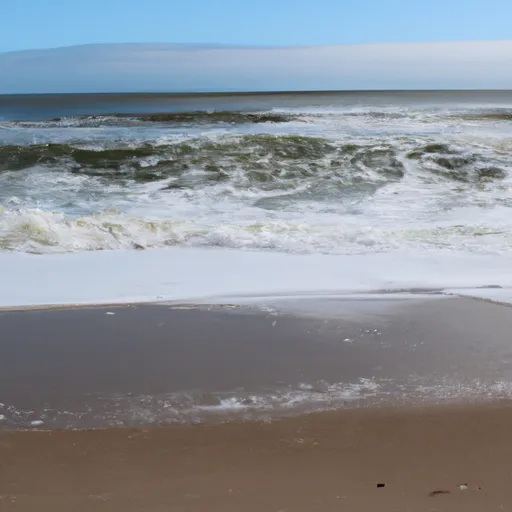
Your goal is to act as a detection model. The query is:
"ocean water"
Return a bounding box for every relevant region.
[3,91,512,427]
[1,91,512,306]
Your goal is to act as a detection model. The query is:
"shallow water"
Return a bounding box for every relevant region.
[2,297,512,429]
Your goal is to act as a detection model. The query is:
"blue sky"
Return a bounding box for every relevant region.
[2,0,512,52]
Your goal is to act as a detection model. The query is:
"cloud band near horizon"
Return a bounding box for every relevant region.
[1,40,512,94]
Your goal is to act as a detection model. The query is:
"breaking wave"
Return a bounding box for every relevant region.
[2,206,512,254]
[3,106,512,129]
[2,102,512,256]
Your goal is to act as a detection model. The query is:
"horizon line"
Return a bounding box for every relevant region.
[2,88,512,98]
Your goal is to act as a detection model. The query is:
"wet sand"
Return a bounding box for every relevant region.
[3,403,512,511]
[2,296,512,427]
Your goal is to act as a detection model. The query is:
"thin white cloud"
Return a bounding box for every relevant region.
[1,41,512,93]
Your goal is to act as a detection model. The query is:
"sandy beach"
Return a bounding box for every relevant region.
[3,403,512,511]
[2,295,512,511]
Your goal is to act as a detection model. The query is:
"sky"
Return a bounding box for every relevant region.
[2,41,512,94]
[1,0,512,93]
[2,0,512,52]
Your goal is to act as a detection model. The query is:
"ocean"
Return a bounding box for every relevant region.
[3,90,512,428]
[1,91,512,306]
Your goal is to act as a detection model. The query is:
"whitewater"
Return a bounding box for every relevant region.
[1,91,512,307]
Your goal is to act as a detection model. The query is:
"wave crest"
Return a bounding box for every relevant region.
[1,207,510,255]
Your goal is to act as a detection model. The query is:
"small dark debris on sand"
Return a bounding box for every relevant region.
[429,490,451,497]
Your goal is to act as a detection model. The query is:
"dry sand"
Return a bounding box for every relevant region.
[2,403,512,511]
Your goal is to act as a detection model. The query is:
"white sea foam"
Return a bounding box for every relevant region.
[4,376,512,428]
[1,247,512,308]
[0,378,382,428]
[3,206,512,255]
